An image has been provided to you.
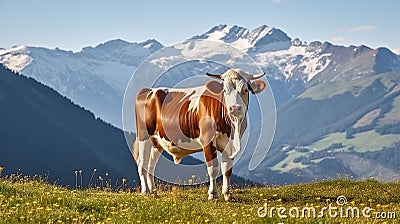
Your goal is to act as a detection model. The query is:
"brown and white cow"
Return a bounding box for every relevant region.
[133,69,266,201]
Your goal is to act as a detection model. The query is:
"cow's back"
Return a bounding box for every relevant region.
[135,87,206,143]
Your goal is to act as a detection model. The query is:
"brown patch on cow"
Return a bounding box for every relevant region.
[135,88,152,141]
[205,80,223,95]
[250,79,266,94]
[136,88,201,144]
[224,166,232,177]
[158,90,199,144]
[149,136,164,153]
[199,89,232,136]
[203,144,218,165]
[179,100,200,141]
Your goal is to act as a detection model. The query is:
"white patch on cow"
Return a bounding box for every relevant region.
[154,134,203,151]
[231,118,242,158]
[152,135,173,151]
[222,79,247,114]
[187,86,206,112]
[137,139,152,194]
[147,147,161,192]
[221,152,234,201]
[177,138,203,150]
[149,87,167,98]
[162,86,206,112]
[151,134,203,164]
[207,165,219,200]
[213,132,229,151]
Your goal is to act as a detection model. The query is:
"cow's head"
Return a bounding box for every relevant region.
[206,69,266,158]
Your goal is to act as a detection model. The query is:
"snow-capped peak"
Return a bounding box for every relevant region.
[139,39,164,52]
[0,46,32,73]
[191,24,291,52]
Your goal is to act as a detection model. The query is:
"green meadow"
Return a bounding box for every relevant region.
[0,174,399,223]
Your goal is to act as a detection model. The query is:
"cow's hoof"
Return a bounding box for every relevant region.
[223,193,235,202]
[208,193,219,200]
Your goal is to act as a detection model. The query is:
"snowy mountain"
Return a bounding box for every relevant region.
[0,39,163,127]
[192,25,400,83]
[191,24,291,53]
[189,25,400,106]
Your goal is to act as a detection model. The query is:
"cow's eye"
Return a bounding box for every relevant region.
[243,89,248,94]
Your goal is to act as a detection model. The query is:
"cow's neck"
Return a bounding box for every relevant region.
[218,95,244,158]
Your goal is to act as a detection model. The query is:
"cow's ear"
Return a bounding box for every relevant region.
[206,80,223,95]
[250,80,266,94]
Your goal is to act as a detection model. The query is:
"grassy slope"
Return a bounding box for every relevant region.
[301,72,400,100]
[269,130,400,173]
[0,177,399,223]
[310,131,400,153]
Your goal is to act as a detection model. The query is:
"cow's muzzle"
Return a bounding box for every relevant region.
[229,104,244,117]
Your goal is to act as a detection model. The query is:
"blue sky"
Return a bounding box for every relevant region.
[2,0,399,53]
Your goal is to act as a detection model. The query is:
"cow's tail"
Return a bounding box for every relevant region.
[133,139,139,165]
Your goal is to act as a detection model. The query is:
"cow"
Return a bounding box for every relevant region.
[133,69,266,201]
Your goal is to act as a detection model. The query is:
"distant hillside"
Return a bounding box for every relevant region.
[0,65,138,187]
[241,72,400,184]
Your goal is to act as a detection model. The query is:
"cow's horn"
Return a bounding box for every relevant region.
[249,72,265,80]
[206,73,222,79]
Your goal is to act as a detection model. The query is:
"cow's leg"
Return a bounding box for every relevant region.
[146,146,161,194]
[137,139,152,195]
[204,145,219,200]
[221,152,234,201]
[200,117,219,200]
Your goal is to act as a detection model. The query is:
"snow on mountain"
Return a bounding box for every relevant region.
[0,46,32,72]
[191,25,337,82]
[256,41,331,81]
[191,24,291,53]
[0,39,164,127]
[193,25,400,83]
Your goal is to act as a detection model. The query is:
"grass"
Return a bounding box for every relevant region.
[271,149,309,172]
[270,130,400,173]
[0,175,399,223]
[309,130,400,153]
[378,95,400,125]
[299,73,378,100]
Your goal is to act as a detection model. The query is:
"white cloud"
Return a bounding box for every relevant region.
[393,49,400,55]
[272,0,282,3]
[348,26,377,32]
